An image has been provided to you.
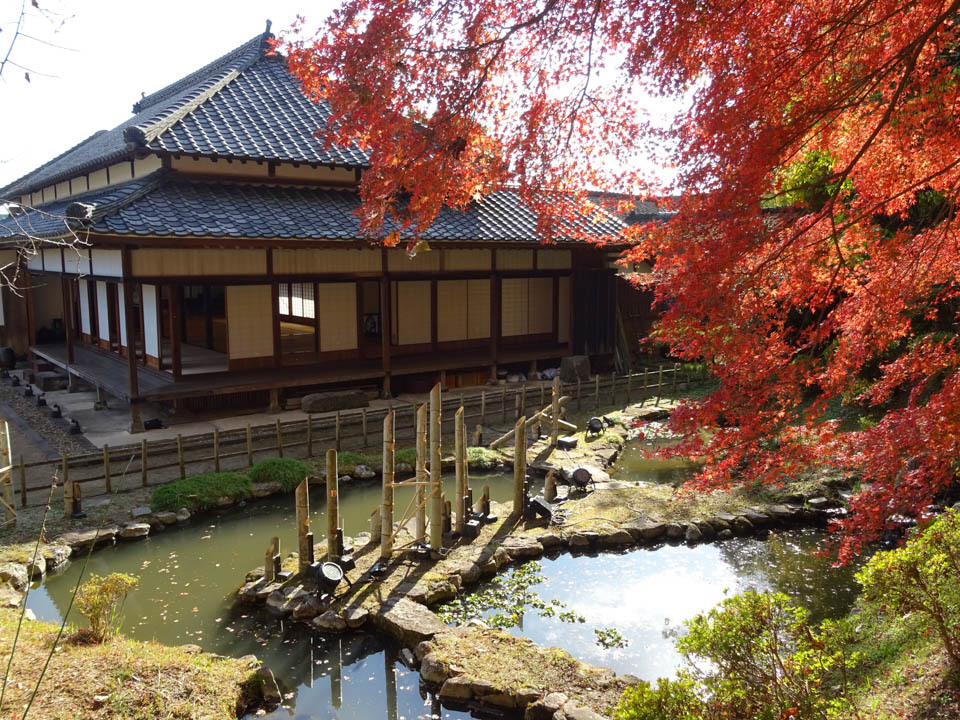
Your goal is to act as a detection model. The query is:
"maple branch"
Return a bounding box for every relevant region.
[0,0,27,80]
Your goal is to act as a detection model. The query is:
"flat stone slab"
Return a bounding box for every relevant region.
[501,536,544,559]
[119,522,150,539]
[373,597,449,647]
[56,527,118,550]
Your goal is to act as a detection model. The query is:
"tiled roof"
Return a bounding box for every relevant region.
[0,26,368,200]
[0,171,626,243]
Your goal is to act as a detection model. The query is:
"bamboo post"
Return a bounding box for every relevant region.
[594,374,600,411]
[264,536,279,583]
[455,406,466,534]
[18,456,26,507]
[102,445,112,493]
[296,478,312,573]
[177,434,185,479]
[327,449,340,561]
[246,424,253,466]
[362,408,368,446]
[276,419,284,458]
[306,414,313,457]
[551,376,560,447]
[335,411,342,452]
[429,384,443,550]
[380,410,395,560]
[479,484,491,516]
[140,440,148,487]
[513,416,526,517]
[656,364,664,405]
[480,391,486,426]
[213,429,221,472]
[415,403,427,542]
[514,391,522,421]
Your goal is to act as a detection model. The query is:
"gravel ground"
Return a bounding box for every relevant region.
[0,379,90,458]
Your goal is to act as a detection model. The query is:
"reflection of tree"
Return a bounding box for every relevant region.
[715,529,868,624]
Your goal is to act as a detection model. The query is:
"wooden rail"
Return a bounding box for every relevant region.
[15,363,705,506]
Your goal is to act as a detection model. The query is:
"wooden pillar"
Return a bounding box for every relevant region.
[25,274,35,348]
[246,423,254,466]
[213,429,221,472]
[61,276,75,364]
[513,415,526,517]
[490,273,500,366]
[326,449,340,562]
[415,403,427,542]
[454,406,466,534]
[102,445,112,494]
[551,376,560,447]
[429,383,443,550]
[167,285,182,380]
[176,434,185,479]
[380,410,395,560]
[296,478,312,573]
[140,439,148,487]
[380,271,392,397]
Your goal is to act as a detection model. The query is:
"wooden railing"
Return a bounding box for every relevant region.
[13,363,706,507]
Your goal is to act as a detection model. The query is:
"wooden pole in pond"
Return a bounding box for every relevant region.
[513,415,526,517]
[213,429,220,472]
[176,434,185,479]
[102,445,112,493]
[551,376,560,447]
[380,410,395,560]
[246,424,253,466]
[326,449,340,562]
[296,478,312,573]
[415,403,427,542]
[454,406,466,534]
[429,384,443,550]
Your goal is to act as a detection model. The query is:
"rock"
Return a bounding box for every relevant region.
[119,522,151,539]
[130,506,153,519]
[301,390,369,414]
[400,647,417,669]
[215,496,234,507]
[620,674,642,687]
[396,462,413,474]
[292,596,325,621]
[424,581,458,604]
[414,641,434,662]
[313,610,347,633]
[179,643,203,654]
[457,562,482,585]
[560,355,592,383]
[55,527,117,550]
[439,676,474,701]
[245,567,265,583]
[562,701,607,720]
[354,465,376,480]
[706,517,731,532]
[569,531,599,548]
[684,524,702,543]
[599,529,634,546]
[24,555,45,579]
[717,528,733,540]
[466,677,499,697]
[731,516,754,536]
[0,563,28,591]
[175,508,191,522]
[562,464,611,485]
[255,582,284,602]
[237,579,266,603]
[516,688,541,707]
[343,606,369,629]
[742,509,770,527]
[252,482,281,498]
[339,475,353,483]
[808,496,836,510]
[780,493,804,505]
[419,653,448,684]
[0,585,23,608]
[502,536,544,559]
[41,544,71,571]
[483,693,518,709]
[527,692,568,720]
[665,523,685,539]
[154,511,178,526]
[256,667,282,705]
[538,532,564,549]
[696,522,716,541]
[624,520,666,542]
[373,598,449,646]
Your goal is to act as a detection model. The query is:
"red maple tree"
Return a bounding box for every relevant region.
[285,0,960,558]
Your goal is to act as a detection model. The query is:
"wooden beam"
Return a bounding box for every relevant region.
[168,284,182,380]
[61,276,74,364]
[121,251,140,400]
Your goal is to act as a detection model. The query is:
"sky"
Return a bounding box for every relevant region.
[0,0,340,189]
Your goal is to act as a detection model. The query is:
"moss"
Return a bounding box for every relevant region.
[150,471,252,512]
[0,608,258,719]
[466,446,502,471]
[249,457,313,492]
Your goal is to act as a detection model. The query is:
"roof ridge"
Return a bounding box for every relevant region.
[132,24,271,114]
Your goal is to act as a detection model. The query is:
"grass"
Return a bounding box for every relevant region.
[466,446,502,470]
[0,608,259,719]
[150,472,252,513]
[248,457,312,492]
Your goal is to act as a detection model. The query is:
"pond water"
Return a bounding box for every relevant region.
[23,438,867,719]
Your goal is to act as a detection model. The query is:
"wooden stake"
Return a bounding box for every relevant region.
[415,403,427,542]
[177,434,185,479]
[296,478,312,573]
[335,411,342,452]
[276,419,284,458]
[213,429,221,472]
[513,415,526,517]
[246,424,253,466]
[264,536,279,583]
[18,455,26,507]
[514,390,522,421]
[102,445,112,493]
[381,410,395,560]
[306,414,314,457]
[429,383,443,550]
[327,449,340,561]
[455,406,466,534]
[140,440,148,487]
[545,470,557,502]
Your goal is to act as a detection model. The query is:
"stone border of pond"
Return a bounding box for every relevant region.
[230,404,856,719]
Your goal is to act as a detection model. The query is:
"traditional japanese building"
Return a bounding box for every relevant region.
[0,24,637,430]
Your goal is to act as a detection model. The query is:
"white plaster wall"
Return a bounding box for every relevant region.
[78,279,91,334]
[96,281,110,342]
[26,253,42,271]
[91,249,123,278]
[118,283,127,347]
[42,249,62,272]
[63,249,91,276]
[142,284,159,358]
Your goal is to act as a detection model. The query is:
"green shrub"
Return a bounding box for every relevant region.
[151,471,252,512]
[466,446,501,471]
[615,591,856,720]
[75,572,139,642]
[395,447,417,466]
[857,506,960,670]
[248,457,312,492]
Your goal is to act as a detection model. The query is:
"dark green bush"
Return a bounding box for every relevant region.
[150,472,252,512]
[248,457,312,492]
